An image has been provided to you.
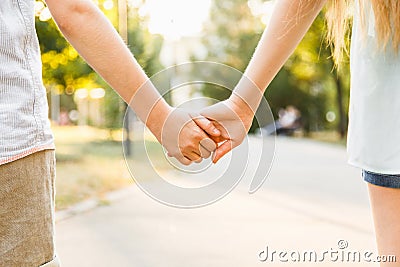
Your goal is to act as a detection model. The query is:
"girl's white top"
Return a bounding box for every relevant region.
[348,1,400,174]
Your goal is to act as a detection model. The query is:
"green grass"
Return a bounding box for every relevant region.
[307,131,347,146]
[54,126,167,210]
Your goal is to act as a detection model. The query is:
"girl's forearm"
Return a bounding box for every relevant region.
[233,0,327,112]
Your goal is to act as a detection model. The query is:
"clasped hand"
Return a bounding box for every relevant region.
[160,94,254,165]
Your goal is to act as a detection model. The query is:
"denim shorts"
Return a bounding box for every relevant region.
[363,170,400,189]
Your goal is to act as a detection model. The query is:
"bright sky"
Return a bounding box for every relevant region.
[248,0,275,25]
[139,0,212,40]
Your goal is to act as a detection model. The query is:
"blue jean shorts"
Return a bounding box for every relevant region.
[363,170,400,189]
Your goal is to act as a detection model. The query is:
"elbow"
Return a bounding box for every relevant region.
[51,1,97,34]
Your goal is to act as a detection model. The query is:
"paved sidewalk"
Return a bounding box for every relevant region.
[55,137,379,267]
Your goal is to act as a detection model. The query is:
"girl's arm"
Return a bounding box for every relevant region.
[201,0,327,163]
[45,0,220,164]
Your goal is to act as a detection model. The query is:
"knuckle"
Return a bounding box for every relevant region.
[179,143,190,151]
[193,147,201,154]
[186,143,196,151]
[194,129,203,138]
[203,120,212,128]
[196,134,206,143]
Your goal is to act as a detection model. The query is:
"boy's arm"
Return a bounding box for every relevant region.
[45,0,220,164]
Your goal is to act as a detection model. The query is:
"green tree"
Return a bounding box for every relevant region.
[35,0,164,129]
[200,0,263,104]
[199,0,350,135]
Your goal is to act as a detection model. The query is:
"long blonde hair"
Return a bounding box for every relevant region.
[325,0,400,65]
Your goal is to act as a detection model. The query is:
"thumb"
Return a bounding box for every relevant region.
[212,140,234,163]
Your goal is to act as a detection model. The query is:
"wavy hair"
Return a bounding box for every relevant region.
[325,0,400,65]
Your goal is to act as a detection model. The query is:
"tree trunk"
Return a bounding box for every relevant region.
[334,70,347,138]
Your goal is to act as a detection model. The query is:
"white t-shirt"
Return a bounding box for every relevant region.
[347,1,400,174]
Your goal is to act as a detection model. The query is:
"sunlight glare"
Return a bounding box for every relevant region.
[248,0,275,25]
[103,0,114,10]
[142,0,211,40]
[39,7,52,21]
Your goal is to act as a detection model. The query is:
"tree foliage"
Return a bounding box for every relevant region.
[35,0,164,129]
[200,0,350,134]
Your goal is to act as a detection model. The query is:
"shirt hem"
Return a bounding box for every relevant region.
[0,143,55,166]
[348,158,400,175]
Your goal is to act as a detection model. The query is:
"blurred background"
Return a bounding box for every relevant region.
[34,0,350,209]
[34,1,379,266]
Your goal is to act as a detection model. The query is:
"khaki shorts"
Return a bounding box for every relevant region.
[0,150,60,267]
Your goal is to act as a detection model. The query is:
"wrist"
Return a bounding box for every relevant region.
[229,93,254,117]
[228,93,254,131]
[231,76,264,114]
[146,100,173,141]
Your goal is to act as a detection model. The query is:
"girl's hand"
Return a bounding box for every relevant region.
[198,94,254,163]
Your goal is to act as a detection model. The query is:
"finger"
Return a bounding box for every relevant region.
[191,114,220,137]
[208,135,228,144]
[175,156,192,166]
[212,140,233,163]
[199,138,217,153]
[199,144,211,159]
[184,152,202,163]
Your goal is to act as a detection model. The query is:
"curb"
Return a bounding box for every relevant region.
[55,186,136,223]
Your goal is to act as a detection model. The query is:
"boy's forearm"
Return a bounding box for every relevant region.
[45,0,170,133]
